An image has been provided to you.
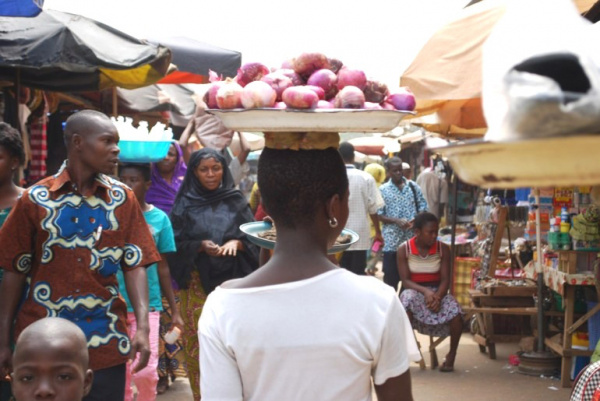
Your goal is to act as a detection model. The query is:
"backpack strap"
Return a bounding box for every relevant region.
[409,181,420,214]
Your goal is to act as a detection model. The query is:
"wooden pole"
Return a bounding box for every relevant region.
[112,87,118,117]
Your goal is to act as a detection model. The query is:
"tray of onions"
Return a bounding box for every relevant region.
[204,52,416,133]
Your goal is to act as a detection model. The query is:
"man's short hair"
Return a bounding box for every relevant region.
[63,110,112,147]
[119,163,151,182]
[385,156,403,170]
[338,142,355,162]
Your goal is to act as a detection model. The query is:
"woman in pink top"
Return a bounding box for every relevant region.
[397,212,463,372]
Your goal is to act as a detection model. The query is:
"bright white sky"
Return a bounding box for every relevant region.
[44,0,468,89]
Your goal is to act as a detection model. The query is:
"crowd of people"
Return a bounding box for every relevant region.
[0,110,462,401]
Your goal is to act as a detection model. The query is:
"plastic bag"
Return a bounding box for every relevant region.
[482,0,600,141]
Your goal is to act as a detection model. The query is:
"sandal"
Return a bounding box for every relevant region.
[157,376,169,394]
[439,353,455,372]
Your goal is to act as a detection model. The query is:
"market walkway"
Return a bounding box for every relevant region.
[157,333,572,401]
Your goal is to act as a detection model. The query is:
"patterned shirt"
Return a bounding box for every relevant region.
[378,178,428,252]
[345,166,384,251]
[0,162,160,370]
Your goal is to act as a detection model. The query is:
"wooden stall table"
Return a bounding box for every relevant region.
[524,262,596,388]
[468,284,545,360]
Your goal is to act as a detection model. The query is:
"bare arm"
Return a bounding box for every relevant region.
[236,131,251,165]
[156,256,183,330]
[0,271,26,376]
[374,370,413,401]
[370,213,383,244]
[123,267,150,373]
[435,243,452,299]
[178,118,195,166]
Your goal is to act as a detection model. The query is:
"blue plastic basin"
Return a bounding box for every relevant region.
[118,140,172,163]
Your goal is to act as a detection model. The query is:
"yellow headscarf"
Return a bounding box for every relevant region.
[364,163,386,186]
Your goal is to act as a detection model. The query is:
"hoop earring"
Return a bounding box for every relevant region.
[328,217,338,228]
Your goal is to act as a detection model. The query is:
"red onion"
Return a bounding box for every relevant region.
[365,102,383,110]
[281,59,294,69]
[282,87,319,109]
[204,81,226,109]
[305,85,325,100]
[337,67,367,91]
[274,101,287,109]
[380,101,396,111]
[241,81,277,109]
[385,88,416,111]
[261,73,293,102]
[364,80,389,103]
[307,69,338,100]
[236,62,270,87]
[317,100,333,109]
[327,58,344,74]
[208,69,222,83]
[216,81,244,109]
[293,52,330,78]
[334,86,365,109]
[277,69,305,86]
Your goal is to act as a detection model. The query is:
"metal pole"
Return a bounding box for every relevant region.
[449,172,459,274]
[535,188,545,352]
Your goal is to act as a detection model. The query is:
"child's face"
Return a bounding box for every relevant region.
[119,168,150,204]
[11,337,93,401]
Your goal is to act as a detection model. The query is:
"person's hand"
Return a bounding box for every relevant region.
[201,240,221,257]
[171,310,184,332]
[373,233,384,247]
[130,329,150,373]
[0,344,12,381]
[395,218,411,229]
[424,290,438,310]
[220,240,241,257]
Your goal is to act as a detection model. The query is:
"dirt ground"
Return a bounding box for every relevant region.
[156,333,572,401]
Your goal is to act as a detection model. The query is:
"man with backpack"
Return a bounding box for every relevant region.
[378,157,428,290]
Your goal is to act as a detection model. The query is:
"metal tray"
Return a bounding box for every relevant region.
[240,221,359,254]
[206,108,414,133]
[432,134,600,188]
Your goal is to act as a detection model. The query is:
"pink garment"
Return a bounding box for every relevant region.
[125,311,161,401]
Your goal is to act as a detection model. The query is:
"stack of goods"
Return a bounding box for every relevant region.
[452,257,481,308]
[111,117,174,163]
[524,189,553,241]
[204,52,416,112]
[548,207,572,250]
[570,205,600,250]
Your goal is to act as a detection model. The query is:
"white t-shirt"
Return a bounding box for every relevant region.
[199,269,420,401]
[346,166,385,251]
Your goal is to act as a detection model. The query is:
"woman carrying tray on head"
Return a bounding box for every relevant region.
[198,140,419,401]
[397,211,463,372]
[167,148,259,401]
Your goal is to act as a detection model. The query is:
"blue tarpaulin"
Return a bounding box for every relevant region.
[0,0,43,17]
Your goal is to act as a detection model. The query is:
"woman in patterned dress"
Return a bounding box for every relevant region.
[397,212,463,372]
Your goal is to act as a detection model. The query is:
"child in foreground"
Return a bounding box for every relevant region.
[11,317,93,401]
[117,163,183,401]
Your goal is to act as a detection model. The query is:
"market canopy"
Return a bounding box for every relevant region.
[400,0,600,137]
[0,9,171,91]
[151,37,241,84]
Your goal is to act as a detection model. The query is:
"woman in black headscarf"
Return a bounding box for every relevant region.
[168,148,258,401]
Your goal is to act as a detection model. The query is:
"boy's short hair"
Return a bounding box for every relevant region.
[119,163,152,181]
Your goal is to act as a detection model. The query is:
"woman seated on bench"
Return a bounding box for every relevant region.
[397,212,463,372]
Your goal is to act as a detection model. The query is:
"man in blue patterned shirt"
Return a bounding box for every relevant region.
[378,157,428,290]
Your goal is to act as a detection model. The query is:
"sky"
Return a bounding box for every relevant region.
[44,0,469,89]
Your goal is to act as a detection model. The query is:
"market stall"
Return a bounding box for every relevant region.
[430,0,600,388]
